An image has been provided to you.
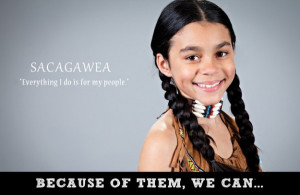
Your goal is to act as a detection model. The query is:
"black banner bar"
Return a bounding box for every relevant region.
[0,172,297,193]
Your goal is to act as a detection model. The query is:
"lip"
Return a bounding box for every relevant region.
[193,79,225,92]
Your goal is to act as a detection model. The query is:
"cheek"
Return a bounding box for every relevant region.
[224,62,236,81]
[172,67,195,86]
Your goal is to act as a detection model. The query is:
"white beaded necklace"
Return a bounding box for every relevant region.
[192,98,223,118]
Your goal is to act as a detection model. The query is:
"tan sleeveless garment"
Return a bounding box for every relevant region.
[169,110,260,172]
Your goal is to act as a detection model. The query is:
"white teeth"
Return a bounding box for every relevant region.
[196,81,221,88]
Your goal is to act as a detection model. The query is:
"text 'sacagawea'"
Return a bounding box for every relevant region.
[30,62,111,73]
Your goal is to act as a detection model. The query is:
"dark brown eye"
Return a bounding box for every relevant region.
[216,51,228,58]
[186,55,199,61]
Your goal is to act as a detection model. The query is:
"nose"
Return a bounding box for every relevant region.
[199,56,218,75]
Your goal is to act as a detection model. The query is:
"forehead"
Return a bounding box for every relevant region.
[170,21,231,48]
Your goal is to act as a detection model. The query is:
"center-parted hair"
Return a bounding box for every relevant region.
[151,0,259,172]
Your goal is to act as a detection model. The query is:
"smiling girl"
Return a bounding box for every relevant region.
[138,0,261,172]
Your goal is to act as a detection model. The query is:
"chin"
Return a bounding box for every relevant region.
[195,96,223,106]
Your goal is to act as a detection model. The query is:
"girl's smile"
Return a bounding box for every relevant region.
[193,79,225,93]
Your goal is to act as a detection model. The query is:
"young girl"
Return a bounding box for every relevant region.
[138,0,261,172]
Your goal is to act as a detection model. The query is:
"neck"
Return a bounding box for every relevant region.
[196,114,222,127]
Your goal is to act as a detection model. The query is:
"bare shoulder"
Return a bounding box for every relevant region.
[138,109,177,172]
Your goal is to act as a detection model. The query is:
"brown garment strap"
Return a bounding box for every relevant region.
[169,114,185,171]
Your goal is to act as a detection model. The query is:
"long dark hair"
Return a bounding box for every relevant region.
[151,0,259,172]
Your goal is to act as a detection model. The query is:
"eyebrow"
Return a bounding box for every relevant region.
[216,41,231,50]
[179,41,231,53]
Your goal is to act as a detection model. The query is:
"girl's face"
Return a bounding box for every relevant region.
[159,21,235,106]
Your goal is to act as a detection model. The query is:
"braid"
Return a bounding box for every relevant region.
[227,73,260,172]
[159,71,237,171]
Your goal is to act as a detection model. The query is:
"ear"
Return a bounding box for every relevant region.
[156,53,172,77]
